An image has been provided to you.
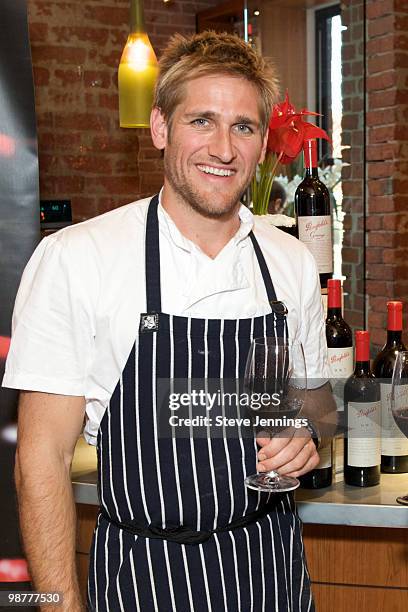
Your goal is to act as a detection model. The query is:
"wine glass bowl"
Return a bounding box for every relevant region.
[390,351,408,505]
[243,338,307,493]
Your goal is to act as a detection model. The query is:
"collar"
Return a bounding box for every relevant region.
[157,188,254,254]
[156,190,253,309]
[182,257,250,309]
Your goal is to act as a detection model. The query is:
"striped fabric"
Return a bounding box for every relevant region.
[87,196,314,612]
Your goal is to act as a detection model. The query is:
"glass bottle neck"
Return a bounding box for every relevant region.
[354,361,371,375]
[130,0,145,33]
[386,330,402,346]
[327,307,342,319]
[304,167,319,178]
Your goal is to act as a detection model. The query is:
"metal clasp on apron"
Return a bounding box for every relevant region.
[270,301,288,317]
[139,312,159,333]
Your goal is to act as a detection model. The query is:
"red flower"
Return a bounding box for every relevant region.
[267,92,330,164]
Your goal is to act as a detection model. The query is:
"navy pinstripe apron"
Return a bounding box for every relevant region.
[87,195,314,612]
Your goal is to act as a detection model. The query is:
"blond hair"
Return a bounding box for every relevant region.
[153,31,279,135]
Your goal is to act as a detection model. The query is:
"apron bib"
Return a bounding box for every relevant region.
[87,195,314,612]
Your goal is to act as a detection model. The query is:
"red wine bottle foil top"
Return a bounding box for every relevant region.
[387,300,403,331]
[303,138,318,169]
[355,330,370,362]
[327,278,341,309]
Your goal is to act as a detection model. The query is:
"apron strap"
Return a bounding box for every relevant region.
[100,499,285,545]
[144,195,286,319]
[249,231,277,303]
[145,194,161,313]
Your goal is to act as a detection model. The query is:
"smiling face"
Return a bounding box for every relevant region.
[151,74,268,219]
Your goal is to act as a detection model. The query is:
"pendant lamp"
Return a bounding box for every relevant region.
[118,0,158,128]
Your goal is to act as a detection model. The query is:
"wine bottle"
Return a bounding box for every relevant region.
[372,301,408,473]
[326,279,353,378]
[295,138,333,289]
[300,281,352,489]
[299,443,333,489]
[344,331,381,487]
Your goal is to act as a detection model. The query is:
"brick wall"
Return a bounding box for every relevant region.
[341,0,365,332]
[365,0,408,349]
[342,0,408,349]
[28,0,217,222]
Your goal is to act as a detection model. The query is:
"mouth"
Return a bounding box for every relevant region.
[196,164,236,178]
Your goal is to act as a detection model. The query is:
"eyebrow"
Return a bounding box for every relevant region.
[184,111,260,129]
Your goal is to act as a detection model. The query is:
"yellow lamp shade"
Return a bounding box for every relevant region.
[119,32,158,128]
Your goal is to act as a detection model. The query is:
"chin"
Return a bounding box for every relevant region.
[192,198,240,218]
[200,188,244,212]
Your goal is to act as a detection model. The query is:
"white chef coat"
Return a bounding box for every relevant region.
[2,193,328,445]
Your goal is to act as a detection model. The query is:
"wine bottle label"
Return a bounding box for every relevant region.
[380,383,408,456]
[328,347,354,378]
[347,401,381,467]
[298,215,333,273]
[317,444,332,469]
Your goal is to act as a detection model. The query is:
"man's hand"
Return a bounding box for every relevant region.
[255,381,338,477]
[256,427,320,477]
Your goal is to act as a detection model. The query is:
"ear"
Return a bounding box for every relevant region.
[150,107,168,150]
[257,130,269,165]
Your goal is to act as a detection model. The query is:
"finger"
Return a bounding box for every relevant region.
[276,440,319,476]
[257,435,294,462]
[258,427,306,461]
[292,426,313,441]
[257,436,311,472]
[286,449,320,478]
[256,430,273,451]
[256,427,296,460]
[258,438,312,473]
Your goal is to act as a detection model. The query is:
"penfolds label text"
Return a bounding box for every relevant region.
[356,404,378,419]
[298,215,333,274]
[330,352,350,364]
[304,218,330,240]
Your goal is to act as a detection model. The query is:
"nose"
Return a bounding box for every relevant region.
[208,126,236,164]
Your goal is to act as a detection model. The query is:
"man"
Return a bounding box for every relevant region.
[268,180,287,214]
[4,32,333,611]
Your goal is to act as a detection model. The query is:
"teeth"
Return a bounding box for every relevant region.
[198,165,233,177]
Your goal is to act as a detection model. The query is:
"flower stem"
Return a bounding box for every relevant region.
[252,151,284,216]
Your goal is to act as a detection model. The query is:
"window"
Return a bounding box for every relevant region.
[316,5,344,279]
[316,5,342,162]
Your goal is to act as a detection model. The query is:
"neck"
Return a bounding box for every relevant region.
[160,183,242,259]
[387,329,402,345]
[305,167,318,178]
[327,307,342,318]
[354,360,370,375]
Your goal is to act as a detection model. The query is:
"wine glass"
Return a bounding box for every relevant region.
[390,351,408,505]
[243,337,307,493]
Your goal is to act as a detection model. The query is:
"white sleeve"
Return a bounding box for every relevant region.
[2,231,97,396]
[298,250,330,385]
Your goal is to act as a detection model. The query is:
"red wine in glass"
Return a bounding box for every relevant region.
[243,337,307,493]
[393,412,408,438]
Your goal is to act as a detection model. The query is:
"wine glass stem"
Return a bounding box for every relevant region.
[265,470,279,478]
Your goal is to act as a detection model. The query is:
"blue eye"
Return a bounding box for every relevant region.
[236,124,253,134]
[192,118,209,127]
